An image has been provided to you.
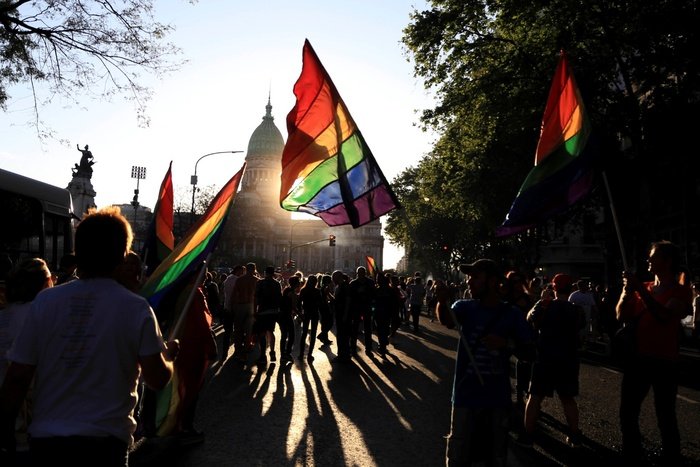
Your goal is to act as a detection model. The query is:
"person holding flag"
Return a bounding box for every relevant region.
[446,259,534,466]
[156,272,218,444]
[616,240,692,465]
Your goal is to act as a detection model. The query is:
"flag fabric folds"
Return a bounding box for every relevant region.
[141,162,175,276]
[155,285,217,436]
[140,163,246,311]
[365,255,377,278]
[496,51,596,237]
[280,39,400,228]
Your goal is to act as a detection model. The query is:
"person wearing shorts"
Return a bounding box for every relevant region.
[517,273,584,448]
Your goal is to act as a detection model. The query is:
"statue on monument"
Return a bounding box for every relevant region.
[73,144,95,178]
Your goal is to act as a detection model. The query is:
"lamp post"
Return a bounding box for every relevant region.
[288,221,301,263]
[131,166,147,223]
[190,150,243,223]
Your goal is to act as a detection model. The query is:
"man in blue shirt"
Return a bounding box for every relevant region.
[446,259,534,467]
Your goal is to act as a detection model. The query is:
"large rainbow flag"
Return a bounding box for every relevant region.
[280,39,400,228]
[141,162,175,276]
[496,51,596,237]
[140,163,246,312]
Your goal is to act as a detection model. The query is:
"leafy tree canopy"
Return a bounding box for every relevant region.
[0,0,184,131]
[387,0,699,275]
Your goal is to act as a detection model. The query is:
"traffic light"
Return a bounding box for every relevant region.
[329,234,336,246]
[290,259,296,269]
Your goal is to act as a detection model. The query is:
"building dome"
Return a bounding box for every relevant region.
[235,190,262,206]
[246,98,285,160]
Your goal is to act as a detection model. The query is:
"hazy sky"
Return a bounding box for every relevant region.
[0,0,436,268]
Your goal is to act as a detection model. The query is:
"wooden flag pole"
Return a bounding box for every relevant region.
[602,171,629,271]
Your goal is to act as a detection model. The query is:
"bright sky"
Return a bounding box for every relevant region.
[0,0,436,269]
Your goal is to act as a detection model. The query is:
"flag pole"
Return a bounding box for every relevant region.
[168,254,211,341]
[602,171,629,271]
[398,209,484,385]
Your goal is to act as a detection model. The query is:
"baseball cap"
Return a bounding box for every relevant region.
[551,273,573,290]
[459,259,502,279]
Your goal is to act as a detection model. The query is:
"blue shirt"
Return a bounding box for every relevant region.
[451,299,533,408]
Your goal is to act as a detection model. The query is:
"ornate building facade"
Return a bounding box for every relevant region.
[218,99,385,275]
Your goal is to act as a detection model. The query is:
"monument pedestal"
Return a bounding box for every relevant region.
[67,176,97,220]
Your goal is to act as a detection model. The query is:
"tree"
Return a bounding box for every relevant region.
[0,0,183,132]
[390,0,700,274]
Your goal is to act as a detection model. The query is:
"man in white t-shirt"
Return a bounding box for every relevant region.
[0,206,178,466]
[568,279,598,340]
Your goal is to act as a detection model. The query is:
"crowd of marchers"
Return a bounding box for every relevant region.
[1,206,699,467]
[446,240,696,467]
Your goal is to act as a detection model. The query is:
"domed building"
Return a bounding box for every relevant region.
[218,99,386,275]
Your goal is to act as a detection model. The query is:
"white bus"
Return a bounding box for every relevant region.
[0,168,75,271]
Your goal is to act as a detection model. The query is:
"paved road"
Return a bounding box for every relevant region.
[134,317,509,466]
[130,316,700,466]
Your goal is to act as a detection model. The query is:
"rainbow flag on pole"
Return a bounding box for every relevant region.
[140,163,246,311]
[280,39,400,228]
[141,162,175,275]
[496,51,596,237]
[365,255,377,278]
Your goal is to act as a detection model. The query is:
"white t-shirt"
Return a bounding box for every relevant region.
[568,290,597,330]
[223,274,239,311]
[8,278,166,444]
[568,290,596,311]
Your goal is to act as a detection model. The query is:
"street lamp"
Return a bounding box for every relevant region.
[190,150,244,222]
[288,221,301,263]
[131,165,147,223]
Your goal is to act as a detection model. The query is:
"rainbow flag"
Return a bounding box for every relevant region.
[141,162,175,276]
[280,39,400,228]
[155,285,216,436]
[365,255,377,278]
[496,51,596,237]
[140,163,246,312]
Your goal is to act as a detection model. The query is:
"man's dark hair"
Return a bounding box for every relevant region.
[651,240,682,274]
[75,207,132,278]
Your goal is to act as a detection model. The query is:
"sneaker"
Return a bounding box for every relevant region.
[566,432,582,448]
[269,351,276,362]
[512,432,534,449]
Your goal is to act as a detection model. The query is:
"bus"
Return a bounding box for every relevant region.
[0,168,75,271]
